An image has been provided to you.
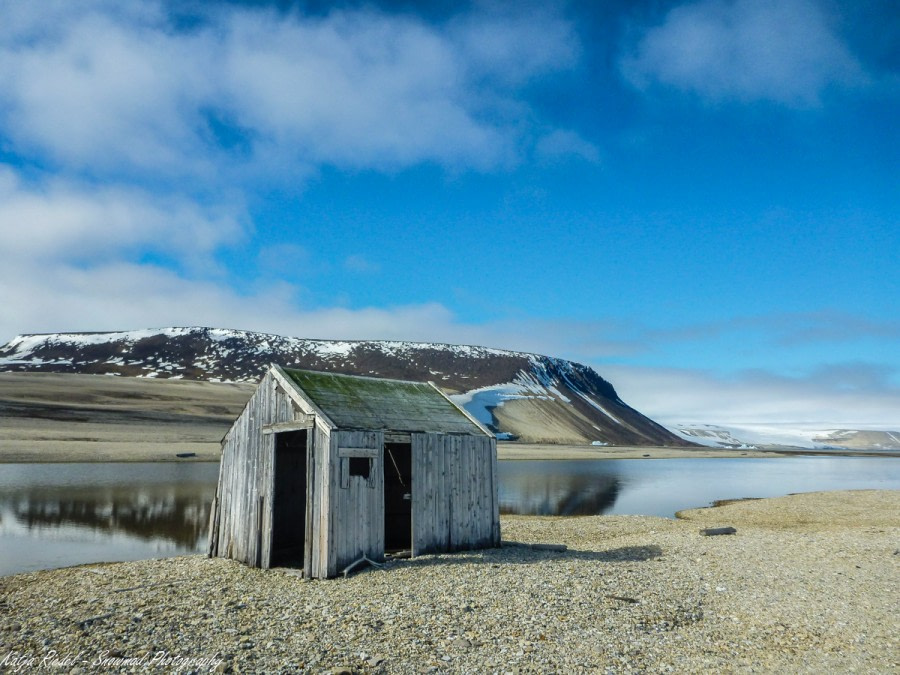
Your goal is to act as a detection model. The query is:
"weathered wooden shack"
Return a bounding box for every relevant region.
[208,365,499,578]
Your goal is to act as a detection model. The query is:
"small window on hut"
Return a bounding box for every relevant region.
[339,447,378,489]
[348,457,371,480]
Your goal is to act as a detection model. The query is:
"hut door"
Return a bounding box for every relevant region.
[270,430,308,567]
[383,442,412,552]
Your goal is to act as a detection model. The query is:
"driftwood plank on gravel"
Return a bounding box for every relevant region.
[700,526,737,536]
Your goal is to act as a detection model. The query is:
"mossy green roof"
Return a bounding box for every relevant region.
[282,368,486,435]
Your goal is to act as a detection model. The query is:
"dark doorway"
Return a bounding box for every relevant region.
[271,430,307,567]
[384,442,412,552]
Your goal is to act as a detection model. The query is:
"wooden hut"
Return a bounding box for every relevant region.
[208,365,499,578]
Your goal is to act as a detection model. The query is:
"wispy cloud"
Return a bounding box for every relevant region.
[343,255,381,274]
[620,0,866,106]
[604,363,900,426]
[640,311,900,348]
[534,129,601,164]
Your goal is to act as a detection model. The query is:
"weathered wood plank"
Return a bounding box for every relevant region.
[700,527,737,536]
[261,416,314,434]
[337,446,380,458]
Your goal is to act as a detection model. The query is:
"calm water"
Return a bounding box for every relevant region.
[1,457,898,576]
[498,456,900,516]
[0,463,219,576]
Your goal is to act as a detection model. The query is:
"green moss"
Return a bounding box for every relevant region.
[281,367,478,433]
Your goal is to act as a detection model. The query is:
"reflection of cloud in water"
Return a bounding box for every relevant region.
[500,467,621,516]
[1,484,215,548]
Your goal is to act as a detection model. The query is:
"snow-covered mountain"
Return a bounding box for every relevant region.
[0,327,688,446]
[672,423,900,452]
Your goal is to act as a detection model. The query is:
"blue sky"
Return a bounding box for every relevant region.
[1,0,898,426]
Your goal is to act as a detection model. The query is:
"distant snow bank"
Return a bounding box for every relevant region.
[670,422,900,451]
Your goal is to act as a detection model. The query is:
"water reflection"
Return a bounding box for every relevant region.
[0,462,219,576]
[500,465,621,515]
[4,485,213,548]
[498,457,900,519]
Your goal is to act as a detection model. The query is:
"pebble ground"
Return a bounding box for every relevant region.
[1,490,897,673]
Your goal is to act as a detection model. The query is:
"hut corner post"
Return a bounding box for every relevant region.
[207,491,220,557]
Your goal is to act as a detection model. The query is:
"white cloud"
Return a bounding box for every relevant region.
[0,1,582,179]
[220,9,513,171]
[0,7,218,177]
[620,0,866,106]
[0,168,245,268]
[0,257,550,353]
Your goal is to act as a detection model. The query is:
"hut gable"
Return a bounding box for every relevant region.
[209,365,499,579]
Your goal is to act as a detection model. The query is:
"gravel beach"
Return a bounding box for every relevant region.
[2,490,897,673]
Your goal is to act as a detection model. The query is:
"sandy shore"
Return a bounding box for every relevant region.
[0,441,799,463]
[3,372,896,462]
[0,372,253,462]
[1,490,897,672]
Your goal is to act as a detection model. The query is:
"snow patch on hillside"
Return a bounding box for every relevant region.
[450,364,624,436]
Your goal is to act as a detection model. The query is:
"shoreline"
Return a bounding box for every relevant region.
[1,441,898,463]
[498,442,900,460]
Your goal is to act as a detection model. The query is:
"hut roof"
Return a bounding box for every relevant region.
[281,367,488,435]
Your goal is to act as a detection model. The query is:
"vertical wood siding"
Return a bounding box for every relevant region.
[308,424,331,579]
[411,433,445,555]
[326,429,384,577]
[208,371,302,568]
[411,433,499,555]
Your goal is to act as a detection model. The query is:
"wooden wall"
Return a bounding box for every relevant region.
[208,371,309,569]
[411,432,499,556]
[326,429,385,577]
[306,423,330,578]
